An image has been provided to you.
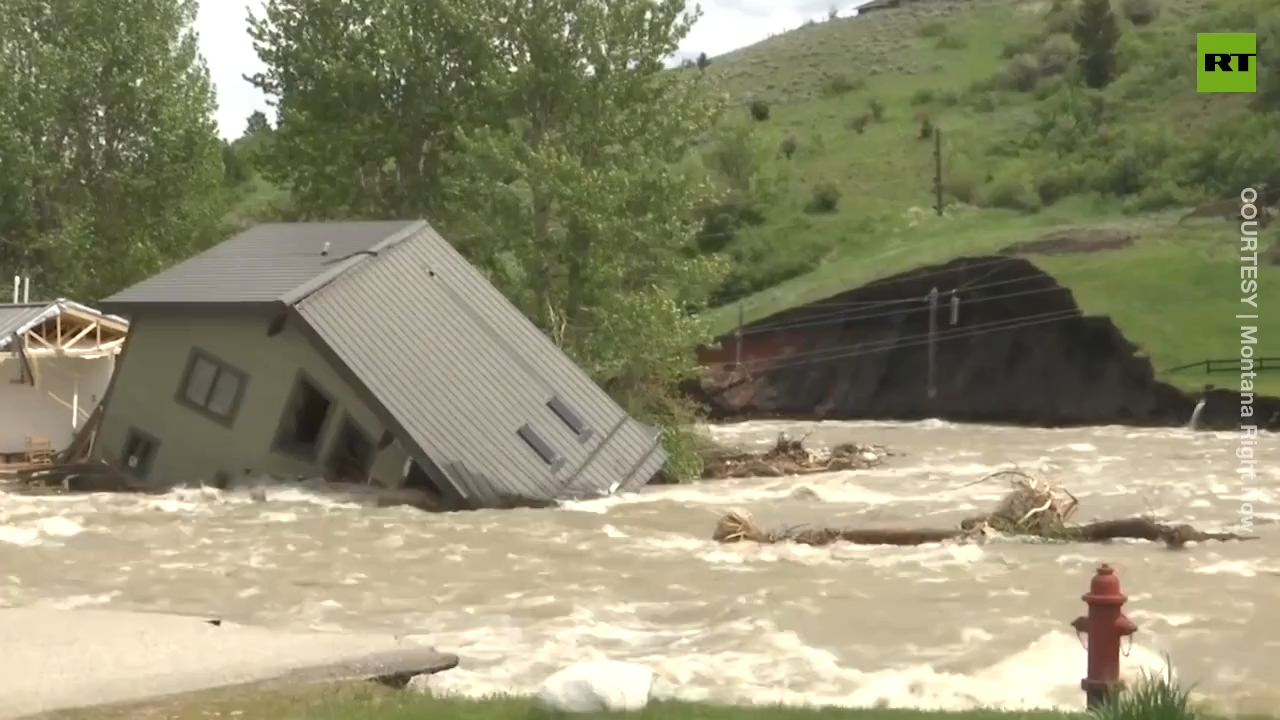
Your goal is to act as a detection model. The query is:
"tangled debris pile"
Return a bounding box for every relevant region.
[713,469,1256,550]
[701,432,887,479]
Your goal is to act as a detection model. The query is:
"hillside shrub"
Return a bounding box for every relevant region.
[918,114,935,140]
[918,20,948,38]
[995,53,1042,92]
[982,166,1041,212]
[711,230,831,305]
[805,182,841,213]
[1119,0,1159,26]
[943,161,984,204]
[749,100,770,121]
[822,73,863,96]
[867,97,886,121]
[1046,0,1078,34]
[910,88,936,105]
[1002,34,1042,59]
[1036,34,1079,76]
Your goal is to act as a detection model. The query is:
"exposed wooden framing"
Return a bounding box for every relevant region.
[9,306,128,358]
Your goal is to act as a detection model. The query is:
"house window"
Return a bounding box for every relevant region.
[177,349,247,425]
[273,372,333,460]
[547,395,592,441]
[517,423,562,471]
[121,428,159,478]
[325,415,376,482]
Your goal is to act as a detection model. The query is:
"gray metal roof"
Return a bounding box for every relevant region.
[290,221,667,506]
[0,304,50,347]
[0,300,129,351]
[101,221,423,306]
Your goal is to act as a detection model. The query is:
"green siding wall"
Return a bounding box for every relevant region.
[94,312,409,487]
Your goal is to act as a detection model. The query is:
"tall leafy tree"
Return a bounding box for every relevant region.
[1072,0,1121,89]
[0,0,225,299]
[249,0,727,478]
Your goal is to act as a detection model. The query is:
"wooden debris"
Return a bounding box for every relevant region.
[0,460,165,494]
[702,432,887,479]
[714,469,1258,550]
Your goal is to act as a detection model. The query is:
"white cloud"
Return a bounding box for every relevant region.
[198,0,870,140]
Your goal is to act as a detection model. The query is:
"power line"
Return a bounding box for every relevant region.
[741,277,1069,337]
[733,307,1083,374]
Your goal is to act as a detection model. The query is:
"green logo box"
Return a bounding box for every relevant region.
[1198,33,1257,93]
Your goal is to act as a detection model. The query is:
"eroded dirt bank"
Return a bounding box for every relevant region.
[690,256,1280,431]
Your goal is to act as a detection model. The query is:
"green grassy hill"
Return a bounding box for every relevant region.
[695,0,1280,394]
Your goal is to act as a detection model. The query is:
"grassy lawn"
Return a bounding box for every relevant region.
[695,0,1279,395]
[20,682,1086,720]
[28,673,1259,720]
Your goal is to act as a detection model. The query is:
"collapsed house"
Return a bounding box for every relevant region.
[90,220,667,509]
[0,300,129,465]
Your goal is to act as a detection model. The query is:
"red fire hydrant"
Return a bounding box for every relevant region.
[1071,564,1139,709]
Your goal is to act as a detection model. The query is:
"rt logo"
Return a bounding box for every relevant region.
[1198,33,1256,93]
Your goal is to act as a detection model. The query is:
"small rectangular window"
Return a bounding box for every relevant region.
[517,423,561,469]
[121,427,159,478]
[547,395,592,441]
[177,349,248,426]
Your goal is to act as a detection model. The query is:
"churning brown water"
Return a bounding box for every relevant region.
[0,420,1276,713]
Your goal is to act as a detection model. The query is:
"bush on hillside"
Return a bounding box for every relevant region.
[994,54,1043,92]
[805,182,841,214]
[711,230,831,305]
[1036,34,1079,76]
[867,97,886,121]
[943,161,984,205]
[749,100,770,121]
[981,166,1041,212]
[694,196,766,253]
[910,88,936,105]
[917,20,948,38]
[1046,0,1078,34]
[1002,34,1042,59]
[918,113,935,140]
[1119,0,1159,26]
[821,73,863,96]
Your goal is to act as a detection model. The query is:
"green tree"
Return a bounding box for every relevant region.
[246,0,498,220]
[249,0,727,479]
[1072,0,1121,89]
[0,0,225,299]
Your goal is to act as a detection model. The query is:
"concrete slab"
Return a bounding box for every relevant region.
[0,607,455,718]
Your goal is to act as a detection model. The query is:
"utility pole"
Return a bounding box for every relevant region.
[932,128,944,216]
[927,287,938,399]
[734,303,744,370]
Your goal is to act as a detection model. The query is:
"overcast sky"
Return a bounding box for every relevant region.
[199,0,869,140]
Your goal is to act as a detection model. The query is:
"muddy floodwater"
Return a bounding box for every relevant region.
[1,420,1276,712]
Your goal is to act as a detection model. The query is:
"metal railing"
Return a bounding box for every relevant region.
[1164,357,1280,375]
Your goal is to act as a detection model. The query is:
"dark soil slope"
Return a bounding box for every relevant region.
[691,257,1280,430]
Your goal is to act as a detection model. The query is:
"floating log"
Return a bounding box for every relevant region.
[714,470,1258,550]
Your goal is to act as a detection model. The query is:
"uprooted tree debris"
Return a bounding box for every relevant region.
[713,470,1257,550]
[701,432,887,479]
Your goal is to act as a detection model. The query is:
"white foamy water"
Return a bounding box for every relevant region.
[1,420,1276,712]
